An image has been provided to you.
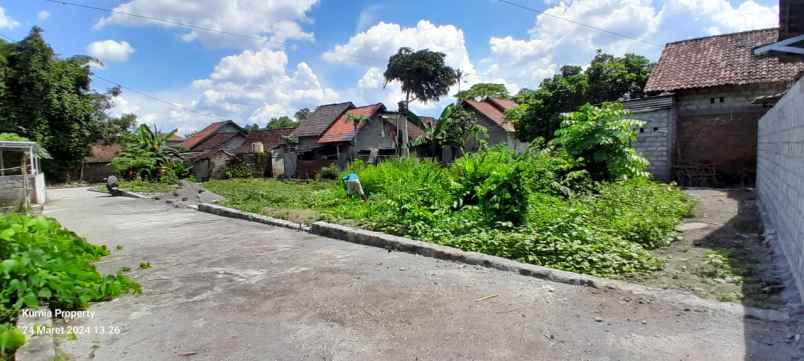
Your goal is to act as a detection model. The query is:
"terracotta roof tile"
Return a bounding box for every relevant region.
[182,121,242,150]
[291,102,354,138]
[319,104,384,144]
[236,128,295,154]
[645,28,804,93]
[463,99,517,133]
[85,143,121,163]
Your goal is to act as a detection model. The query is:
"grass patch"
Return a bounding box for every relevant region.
[118,180,178,194]
[206,150,692,278]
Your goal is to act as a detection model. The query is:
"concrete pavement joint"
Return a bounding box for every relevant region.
[198,202,789,322]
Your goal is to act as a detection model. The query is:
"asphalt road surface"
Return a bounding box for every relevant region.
[41,188,798,361]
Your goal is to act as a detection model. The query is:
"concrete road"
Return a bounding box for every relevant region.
[42,188,796,361]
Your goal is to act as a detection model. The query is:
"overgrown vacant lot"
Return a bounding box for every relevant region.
[206,148,693,278]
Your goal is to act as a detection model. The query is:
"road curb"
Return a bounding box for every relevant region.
[198,203,310,232]
[118,189,150,199]
[198,203,790,322]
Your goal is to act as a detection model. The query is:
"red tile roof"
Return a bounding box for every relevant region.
[182,121,241,150]
[236,128,295,154]
[645,29,804,93]
[463,98,517,133]
[318,104,384,144]
[85,143,121,163]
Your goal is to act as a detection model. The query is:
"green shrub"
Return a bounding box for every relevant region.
[0,214,140,358]
[223,164,253,179]
[319,165,340,180]
[589,179,693,249]
[552,103,649,181]
[207,147,692,278]
[450,147,529,225]
[0,324,25,360]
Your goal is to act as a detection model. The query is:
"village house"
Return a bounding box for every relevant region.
[462,97,526,151]
[78,143,122,182]
[627,26,804,184]
[182,120,295,180]
[275,101,425,178]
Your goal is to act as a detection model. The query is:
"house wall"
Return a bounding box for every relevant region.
[756,77,804,301]
[675,85,782,182]
[0,175,42,206]
[353,118,396,152]
[466,114,509,152]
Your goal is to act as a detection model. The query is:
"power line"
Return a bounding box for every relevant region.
[498,0,661,48]
[90,75,219,120]
[43,0,265,41]
[0,32,220,121]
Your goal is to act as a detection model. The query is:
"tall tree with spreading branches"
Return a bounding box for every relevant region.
[384,47,457,156]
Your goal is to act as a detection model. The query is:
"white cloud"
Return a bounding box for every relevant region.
[661,0,778,35]
[188,48,338,125]
[324,20,479,115]
[37,10,50,22]
[0,6,19,29]
[95,0,318,49]
[86,40,135,63]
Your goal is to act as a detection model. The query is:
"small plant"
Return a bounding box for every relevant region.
[0,324,25,360]
[139,262,152,270]
[0,213,141,358]
[115,245,124,251]
[319,165,340,180]
[552,103,649,181]
[223,164,253,179]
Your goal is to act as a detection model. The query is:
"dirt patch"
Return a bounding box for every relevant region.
[626,188,790,309]
[262,207,321,224]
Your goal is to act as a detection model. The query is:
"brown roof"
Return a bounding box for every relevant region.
[236,128,295,154]
[85,143,121,163]
[463,98,517,133]
[645,29,804,93]
[291,102,354,138]
[192,132,243,152]
[319,104,385,144]
[182,121,242,150]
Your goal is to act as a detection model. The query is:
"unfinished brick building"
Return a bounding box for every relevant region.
[631,28,804,185]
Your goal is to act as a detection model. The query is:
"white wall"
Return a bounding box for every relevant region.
[757,77,804,300]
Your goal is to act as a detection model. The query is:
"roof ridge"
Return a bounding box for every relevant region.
[665,28,778,46]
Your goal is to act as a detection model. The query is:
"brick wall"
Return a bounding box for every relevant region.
[757,77,804,300]
[675,85,782,183]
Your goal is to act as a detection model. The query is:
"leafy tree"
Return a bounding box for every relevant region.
[508,51,652,142]
[0,27,117,179]
[294,108,310,122]
[455,83,510,101]
[267,116,297,129]
[413,104,487,158]
[112,124,185,181]
[245,123,260,131]
[384,47,457,155]
[551,103,649,181]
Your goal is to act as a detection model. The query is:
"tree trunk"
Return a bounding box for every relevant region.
[402,92,410,157]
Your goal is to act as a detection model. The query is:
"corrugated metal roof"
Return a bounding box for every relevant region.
[623,95,674,113]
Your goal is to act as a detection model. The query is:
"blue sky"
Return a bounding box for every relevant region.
[0,0,781,134]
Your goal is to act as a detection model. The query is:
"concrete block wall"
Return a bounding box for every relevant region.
[632,109,674,181]
[757,77,804,300]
